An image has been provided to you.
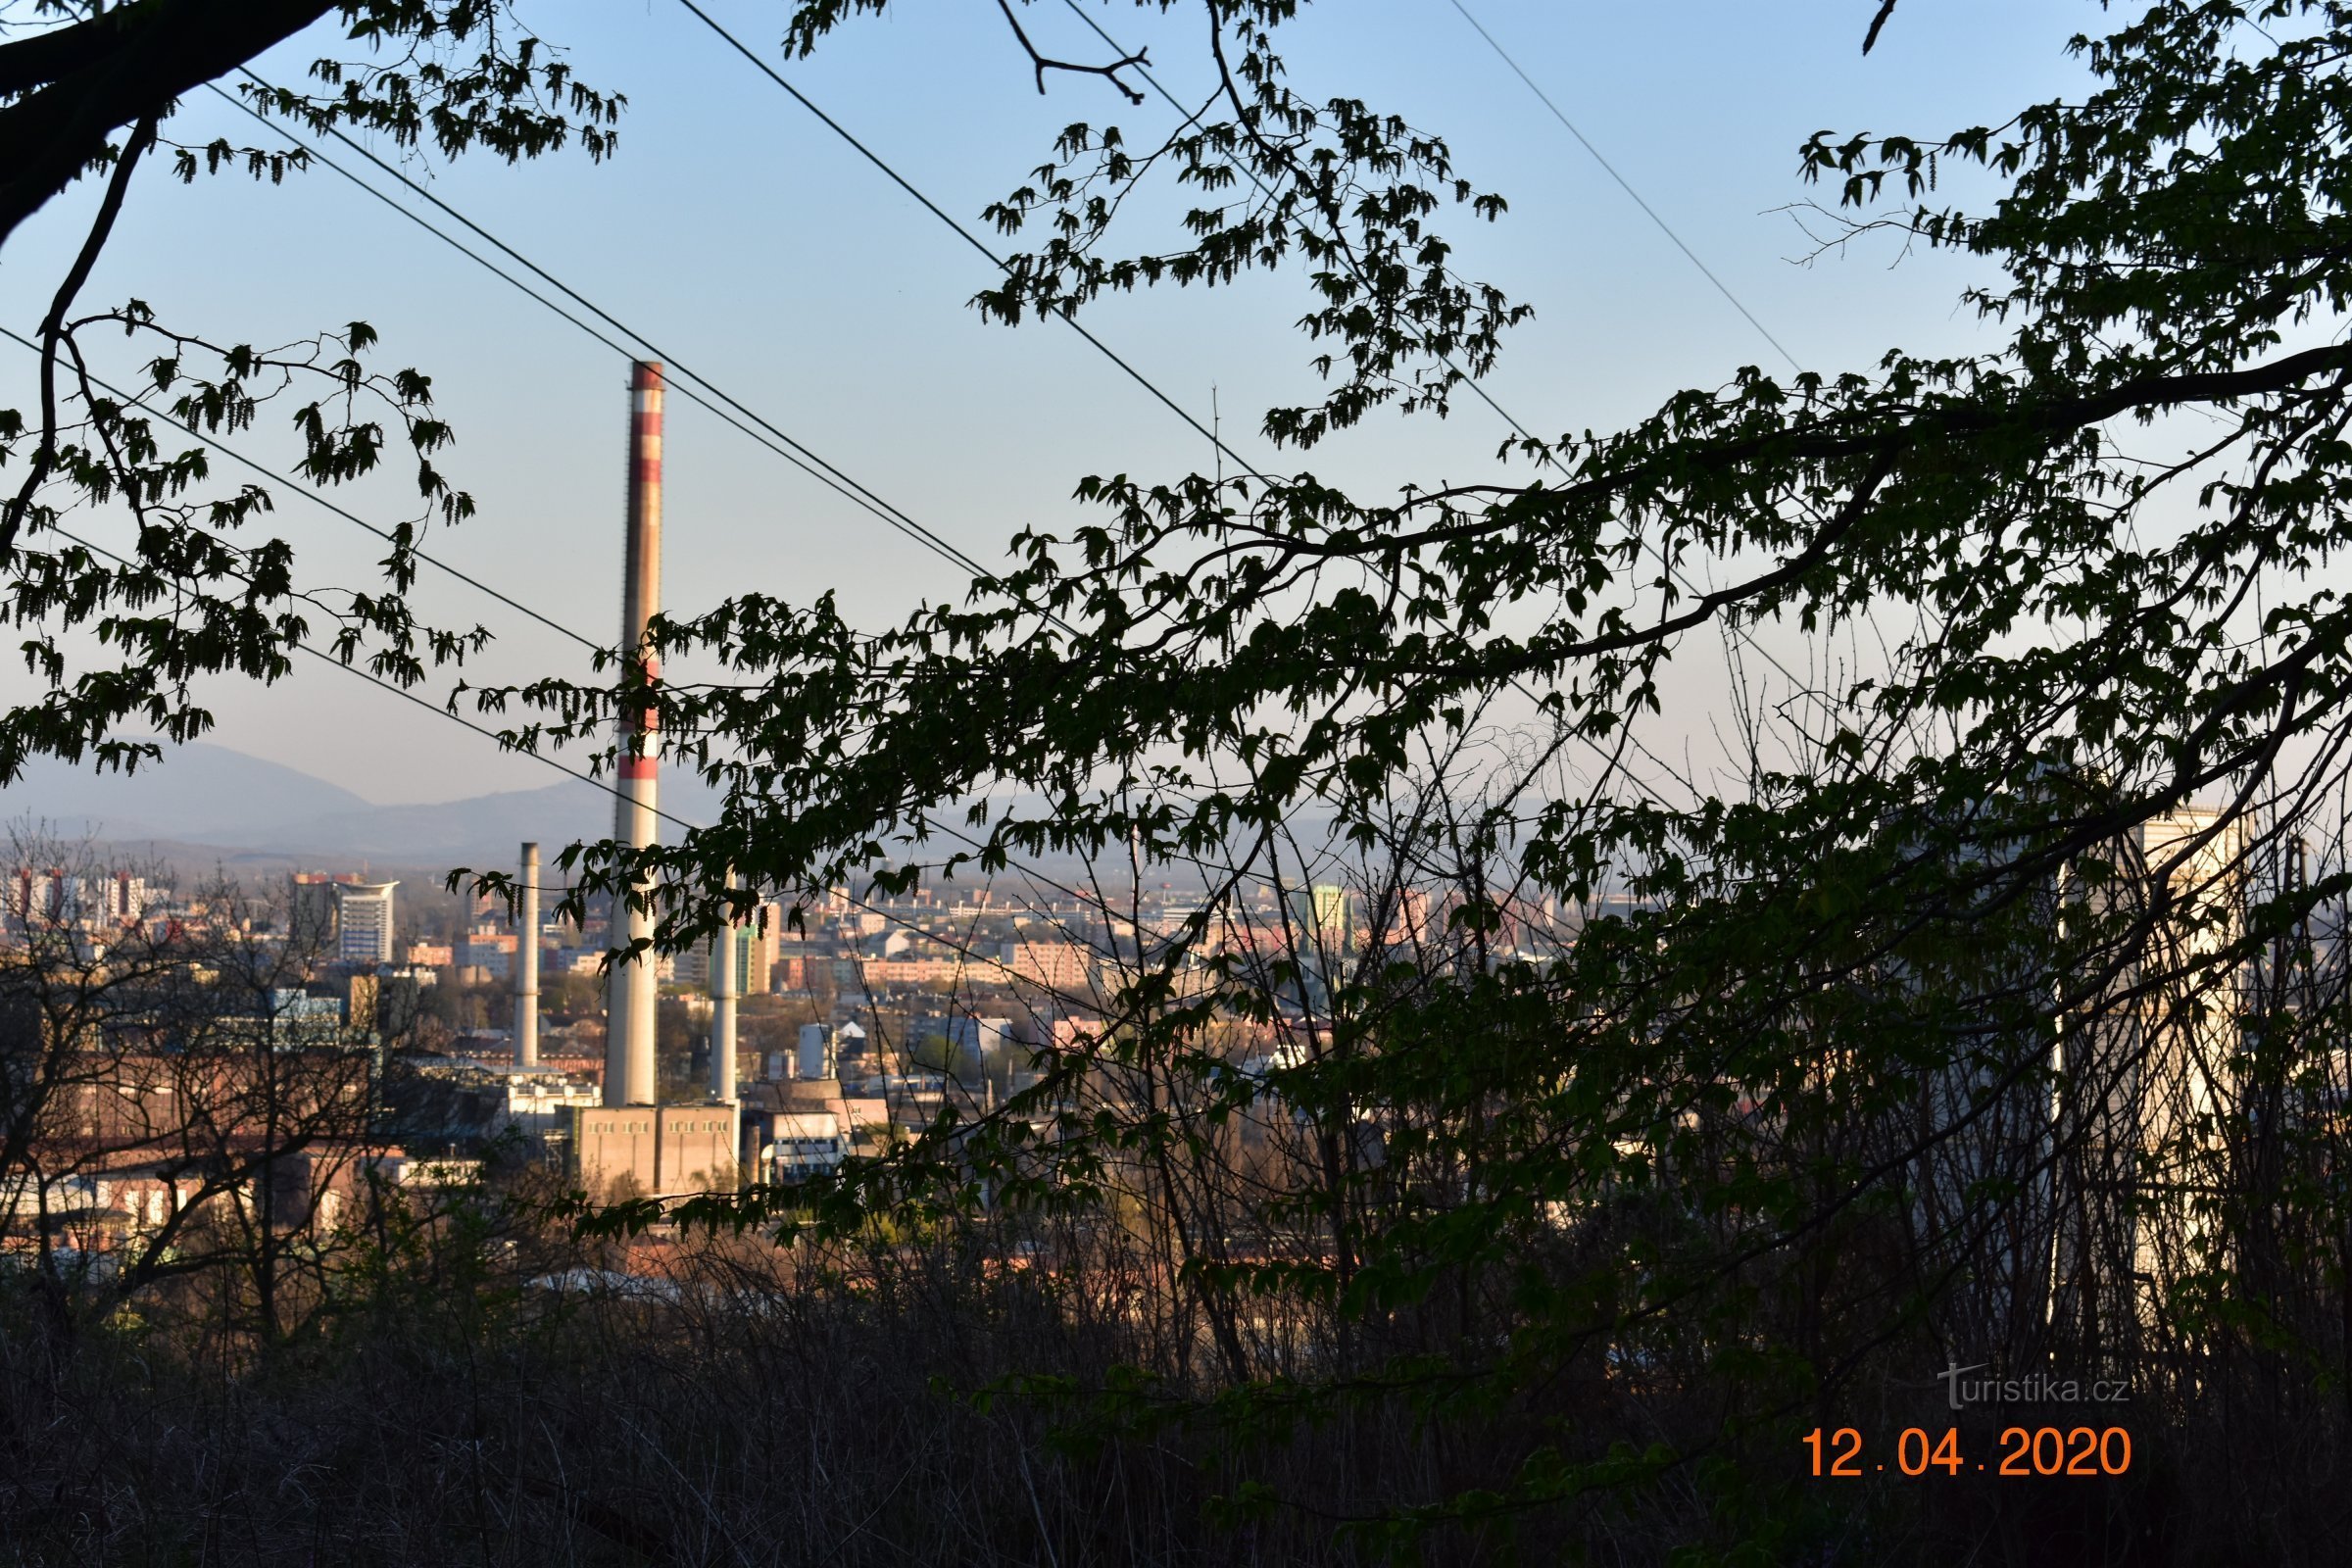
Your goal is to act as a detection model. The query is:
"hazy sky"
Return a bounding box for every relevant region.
[0,0,2096,807]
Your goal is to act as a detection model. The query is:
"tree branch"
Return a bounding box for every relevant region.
[1862,0,1899,56]
[1,112,157,565]
[0,0,336,253]
[993,0,1148,104]
[0,6,127,98]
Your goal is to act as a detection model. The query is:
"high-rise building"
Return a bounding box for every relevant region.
[289,872,339,952]
[1287,884,1354,952]
[677,920,776,995]
[1006,941,1091,992]
[741,916,775,996]
[333,881,398,965]
[462,927,516,979]
[5,867,149,937]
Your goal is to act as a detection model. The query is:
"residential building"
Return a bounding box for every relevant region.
[333,881,398,965]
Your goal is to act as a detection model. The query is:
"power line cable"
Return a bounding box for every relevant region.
[37,511,1109,1007]
[0,328,1105,912]
[1440,0,1802,375]
[238,4,1779,737]
[673,0,1734,807]
[240,18,1716,836]
[4,264,1120,916]
[24,71,1531,956]
[1047,0,1806,746]
[1053,0,1544,447]
[0,322,599,655]
[676,0,1625,638]
[216,78,1006,589]
[1427,2,1843,717]
[671,0,1256,480]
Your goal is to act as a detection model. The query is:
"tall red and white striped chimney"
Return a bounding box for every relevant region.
[606,361,663,1108]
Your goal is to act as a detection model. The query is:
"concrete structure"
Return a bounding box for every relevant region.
[679,917,777,993]
[605,360,664,1111]
[515,842,541,1070]
[948,1015,1015,1058]
[574,364,740,1194]
[346,974,380,1033]
[333,881,397,965]
[756,1110,847,1183]
[2050,805,2252,1341]
[710,873,739,1105]
[1006,941,1092,993]
[501,1071,598,1140]
[797,1022,833,1084]
[5,868,147,937]
[567,1103,738,1197]
[462,929,516,978]
[1298,883,1355,952]
[741,917,775,995]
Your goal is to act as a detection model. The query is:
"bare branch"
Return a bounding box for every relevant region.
[1,112,156,564]
[993,0,1148,104]
[1862,0,1899,55]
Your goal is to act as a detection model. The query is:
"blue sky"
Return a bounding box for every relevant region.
[0,0,2098,805]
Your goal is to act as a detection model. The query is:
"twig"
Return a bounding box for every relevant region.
[1862,0,1899,55]
[993,0,1148,103]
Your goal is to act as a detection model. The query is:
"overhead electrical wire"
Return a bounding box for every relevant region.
[0,322,598,655]
[156,13,1719,853]
[31,506,1104,1005]
[0,323,1109,911]
[4,9,1724,1007]
[1440,0,1804,376]
[662,3,1706,781]
[669,0,1256,481]
[27,65,1248,920]
[216,77,1005,589]
[235,8,1783,721]
[1044,0,1802,771]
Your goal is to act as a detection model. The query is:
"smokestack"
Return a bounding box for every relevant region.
[516,842,540,1070]
[606,361,663,1108]
[710,872,739,1104]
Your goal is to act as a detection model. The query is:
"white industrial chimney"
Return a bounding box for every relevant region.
[710,873,739,1104]
[515,841,540,1070]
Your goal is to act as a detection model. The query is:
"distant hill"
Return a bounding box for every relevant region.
[0,742,720,864]
[2,742,1248,887]
[4,743,371,846]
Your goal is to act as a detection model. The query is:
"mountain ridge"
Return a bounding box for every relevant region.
[1,742,720,862]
